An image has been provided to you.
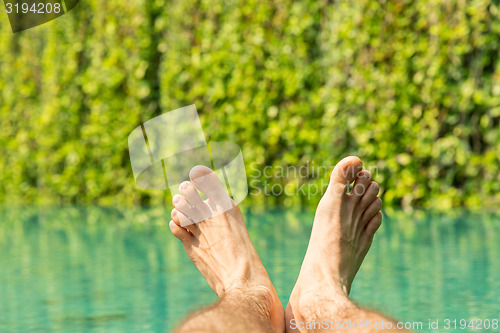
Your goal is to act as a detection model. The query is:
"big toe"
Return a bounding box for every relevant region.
[327,156,363,197]
[189,165,232,212]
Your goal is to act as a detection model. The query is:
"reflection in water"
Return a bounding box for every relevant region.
[0,207,499,332]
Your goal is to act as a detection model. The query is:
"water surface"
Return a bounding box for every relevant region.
[0,207,499,332]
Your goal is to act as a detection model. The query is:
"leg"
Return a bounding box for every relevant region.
[169,165,284,333]
[286,156,408,333]
[172,290,279,333]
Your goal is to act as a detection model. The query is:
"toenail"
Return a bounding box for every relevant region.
[360,170,370,179]
[171,210,177,217]
[191,174,207,184]
[180,182,189,190]
[189,165,213,183]
[173,195,180,204]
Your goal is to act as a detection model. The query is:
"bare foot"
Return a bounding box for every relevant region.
[286,156,383,332]
[169,165,284,332]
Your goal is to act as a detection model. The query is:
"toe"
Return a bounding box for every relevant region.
[179,181,211,217]
[363,211,382,239]
[172,208,198,234]
[169,220,192,242]
[189,165,232,212]
[178,211,194,227]
[327,156,363,197]
[171,208,181,226]
[170,209,192,241]
[358,181,380,212]
[349,170,372,201]
[360,197,383,226]
[173,194,207,223]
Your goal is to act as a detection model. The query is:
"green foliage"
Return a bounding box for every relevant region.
[0,0,499,209]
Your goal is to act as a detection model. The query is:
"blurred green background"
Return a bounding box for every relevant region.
[0,0,499,210]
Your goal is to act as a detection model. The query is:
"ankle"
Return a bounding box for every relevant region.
[224,284,284,332]
[292,287,354,323]
[225,283,276,310]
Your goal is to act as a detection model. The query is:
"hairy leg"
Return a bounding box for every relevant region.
[174,288,278,333]
[169,165,284,333]
[286,156,408,333]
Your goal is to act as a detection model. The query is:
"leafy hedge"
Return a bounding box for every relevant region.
[0,0,499,209]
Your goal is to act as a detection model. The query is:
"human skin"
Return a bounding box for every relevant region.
[169,158,408,333]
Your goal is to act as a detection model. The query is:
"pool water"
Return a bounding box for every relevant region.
[0,207,499,332]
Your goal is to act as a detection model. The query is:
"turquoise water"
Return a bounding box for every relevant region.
[1,207,499,332]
